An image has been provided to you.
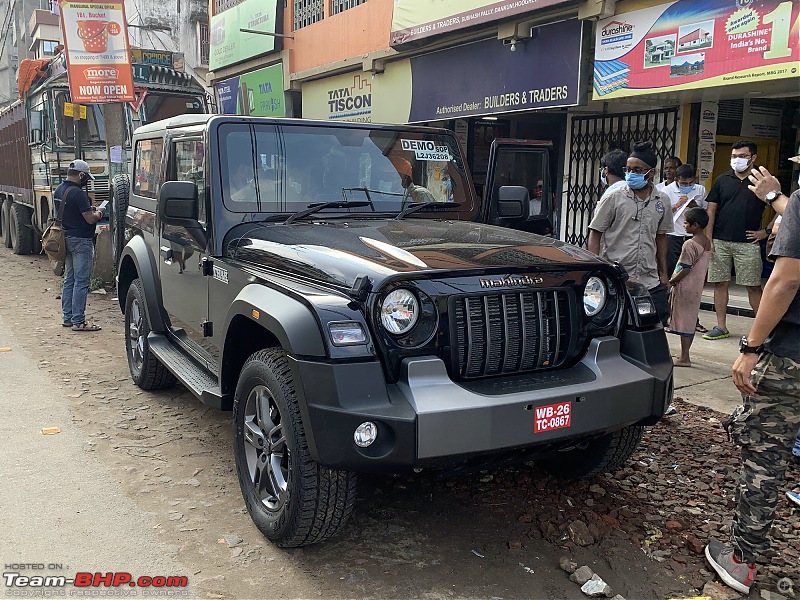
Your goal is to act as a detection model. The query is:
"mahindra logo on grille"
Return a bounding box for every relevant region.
[84,68,119,80]
[479,275,544,288]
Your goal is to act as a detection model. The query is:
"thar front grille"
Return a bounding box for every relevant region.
[451,290,572,379]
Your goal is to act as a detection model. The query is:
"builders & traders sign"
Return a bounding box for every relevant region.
[59,0,135,103]
[593,0,799,99]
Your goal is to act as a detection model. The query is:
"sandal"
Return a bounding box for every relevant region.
[62,322,74,327]
[72,322,101,332]
[695,322,708,334]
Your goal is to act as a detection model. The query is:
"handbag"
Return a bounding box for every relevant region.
[42,186,77,264]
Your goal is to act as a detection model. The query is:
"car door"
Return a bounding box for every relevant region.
[484,139,555,236]
[158,137,213,367]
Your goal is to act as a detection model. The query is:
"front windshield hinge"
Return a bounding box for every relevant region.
[201,257,213,276]
[349,275,372,302]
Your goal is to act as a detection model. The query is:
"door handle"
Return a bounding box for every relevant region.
[160,246,173,260]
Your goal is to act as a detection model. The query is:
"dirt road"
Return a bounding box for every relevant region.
[0,247,797,600]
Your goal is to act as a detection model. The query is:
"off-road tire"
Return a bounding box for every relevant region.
[124,278,176,390]
[110,173,130,266]
[10,202,33,255]
[233,349,357,547]
[541,425,644,479]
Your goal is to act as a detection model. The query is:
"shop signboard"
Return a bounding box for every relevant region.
[214,63,284,117]
[594,0,799,99]
[390,0,572,45]
[303,20,582,123]
[210,0,281,71]
[58,0,135,103]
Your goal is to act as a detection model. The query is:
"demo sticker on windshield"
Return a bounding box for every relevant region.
[400,139,451,161]
[534,401,571,433]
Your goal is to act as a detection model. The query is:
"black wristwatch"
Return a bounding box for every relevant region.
[739,336,764,354]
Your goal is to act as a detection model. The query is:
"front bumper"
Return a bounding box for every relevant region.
[292,331,673,473]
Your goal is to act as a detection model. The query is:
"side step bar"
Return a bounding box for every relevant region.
[147,333,230,409]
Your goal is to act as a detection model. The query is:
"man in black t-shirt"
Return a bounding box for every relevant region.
[54,160,105,332]
[704,160,800,595]
[703,140,767,341]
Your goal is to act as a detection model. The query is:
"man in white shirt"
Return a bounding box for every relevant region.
[655,156,683,192]
[662,163,708,277]
[597,149,628,207]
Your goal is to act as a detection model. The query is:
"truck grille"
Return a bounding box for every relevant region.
[451,290,572,379]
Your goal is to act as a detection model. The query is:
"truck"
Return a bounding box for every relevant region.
[0,50,208,258]
[115,114,673,548]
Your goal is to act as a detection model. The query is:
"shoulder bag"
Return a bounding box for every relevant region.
[42,186,78,270]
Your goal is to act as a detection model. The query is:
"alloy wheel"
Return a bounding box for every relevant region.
[243,385,289,512]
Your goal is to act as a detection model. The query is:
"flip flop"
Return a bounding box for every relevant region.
[702,326,729,340]
[72,322,101,332]
[695,323,708,333]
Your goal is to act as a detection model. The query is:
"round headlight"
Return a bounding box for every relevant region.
[381,289,419,334]
[583,276,607,317]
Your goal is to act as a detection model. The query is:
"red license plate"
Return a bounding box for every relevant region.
[534,401,572,433]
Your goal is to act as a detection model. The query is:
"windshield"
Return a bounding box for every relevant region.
[141,93,206,125]
[55,92,108,146]
[218,123,472,215]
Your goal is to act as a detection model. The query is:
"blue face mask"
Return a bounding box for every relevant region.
[625,172,648,190]
[677,184,694,194]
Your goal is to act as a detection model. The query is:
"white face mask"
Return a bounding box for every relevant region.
[797,171,800,186]
[730,157,751,173]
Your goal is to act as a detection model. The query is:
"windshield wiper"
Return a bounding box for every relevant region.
[284,201,372,224]
[395,201,460,220]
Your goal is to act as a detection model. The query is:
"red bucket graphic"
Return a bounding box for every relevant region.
[76,20,109,53]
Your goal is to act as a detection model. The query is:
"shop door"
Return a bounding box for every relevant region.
[565,108,678,247]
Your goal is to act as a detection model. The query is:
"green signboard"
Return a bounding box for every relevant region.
[215,63,285,117]
[210,0,281,71]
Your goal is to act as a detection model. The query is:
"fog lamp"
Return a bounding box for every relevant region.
[354,422,378,447]
[635,297,656,316]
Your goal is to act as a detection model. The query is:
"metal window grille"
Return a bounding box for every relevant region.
[214,0,245,14]
[564,108,678,247]
[198,22,209,67]
[294,0,324,30]
[331,0,367,15]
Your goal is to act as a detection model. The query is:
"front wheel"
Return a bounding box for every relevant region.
[233,349,357,547]
[540,425,644,479]
[124,278,175,390]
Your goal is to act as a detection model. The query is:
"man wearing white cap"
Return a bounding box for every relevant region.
[53,159,105,332]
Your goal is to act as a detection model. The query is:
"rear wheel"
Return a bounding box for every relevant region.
[233,349,357,547]
[2,198,13,248]
[110,174,130,266]
[10,202,33,255]
[540,425,644,479]
[124,278,176,390]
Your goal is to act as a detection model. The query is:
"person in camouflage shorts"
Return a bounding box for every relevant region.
[704,165,800,595]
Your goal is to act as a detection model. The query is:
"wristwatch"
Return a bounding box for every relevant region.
[765,190,779,206]
[765,226,772,235]
[739,336,764,354]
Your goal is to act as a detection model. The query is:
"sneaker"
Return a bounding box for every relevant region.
[702,326,730,340]
[705,540,756,594]
[787,490,800,508]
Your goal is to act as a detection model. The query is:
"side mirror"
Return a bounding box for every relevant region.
[496,185,531,219]
[29,110,43,143]
[157,181,206,247]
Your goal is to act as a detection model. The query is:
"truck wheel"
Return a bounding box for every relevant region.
[233,349,357,547]
[1,199,11,248]
[125,278,176,390]
[540,425,643,479]
[10,202,33,255]
[110,174,130,266]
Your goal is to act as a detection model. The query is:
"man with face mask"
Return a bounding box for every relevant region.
[54,159,105,332]
[702,140,766,341]
[588,141,673,325]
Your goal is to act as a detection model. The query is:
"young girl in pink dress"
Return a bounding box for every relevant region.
[668,207,712,367]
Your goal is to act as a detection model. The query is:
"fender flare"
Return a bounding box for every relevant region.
[223,284,328,358]
[118,235,167,332]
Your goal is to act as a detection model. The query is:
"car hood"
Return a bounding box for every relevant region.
[226,219,603,289]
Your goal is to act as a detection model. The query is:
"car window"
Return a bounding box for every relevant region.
[133,138,164,198]
[172,139,206,223]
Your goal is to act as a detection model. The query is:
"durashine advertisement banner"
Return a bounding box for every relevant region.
[390,0,572,45]
[304,20,582,123]
[215,64,284,117]
[593,0,799,99]
[58,0,135,103]
[210,0,281,71]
